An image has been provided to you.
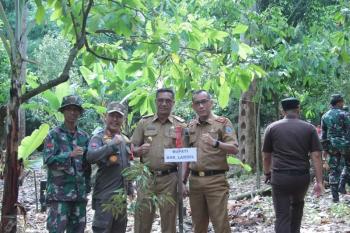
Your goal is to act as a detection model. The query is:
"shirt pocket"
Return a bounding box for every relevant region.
[208,127,220,140]
[144,128,159,143]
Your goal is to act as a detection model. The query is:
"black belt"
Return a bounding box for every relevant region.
[151,167,177,176]
[191,170,226,177]
[273,169,309,176]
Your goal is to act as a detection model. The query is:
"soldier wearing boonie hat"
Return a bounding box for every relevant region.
[43,95,91,233]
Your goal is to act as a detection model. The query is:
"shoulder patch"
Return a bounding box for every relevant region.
[142,114,154,119]
[215,117,228,124]
[173,115,185,123]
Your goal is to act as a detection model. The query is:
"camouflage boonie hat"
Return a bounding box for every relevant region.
[59,95,84,112]
[106,101,126,116]
[330,94,343,106]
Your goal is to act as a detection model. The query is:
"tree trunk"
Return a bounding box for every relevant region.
[1,63,22,233]
[1,1,26,232]
[238,79,258,170]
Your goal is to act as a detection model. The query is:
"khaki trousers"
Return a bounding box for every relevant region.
[134,172,178,233]
[189,174,231,233]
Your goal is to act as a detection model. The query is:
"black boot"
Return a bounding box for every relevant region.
[331,185,339,203]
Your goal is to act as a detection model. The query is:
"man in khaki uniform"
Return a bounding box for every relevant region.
[183,90,239,233]
[132,88,186,233]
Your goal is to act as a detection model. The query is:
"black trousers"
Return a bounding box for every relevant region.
[271,173,310,233]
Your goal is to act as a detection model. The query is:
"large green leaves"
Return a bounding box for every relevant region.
[18,123,50,164]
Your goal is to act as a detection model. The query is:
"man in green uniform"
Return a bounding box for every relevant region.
[43,95,91,233]
[131,88,186,233]
[87,101,133,233]
[321,94,350,202]
[183,90,239,233]
[338,105,350,194]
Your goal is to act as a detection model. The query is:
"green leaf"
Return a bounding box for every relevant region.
[242,164,252,172]
[218,83,230,108]
[170,36,180,52]
[227,156,242,165]
[126,62,143,74]
[238,43,253,60]
[209,30,228,42]
[232,24,248,35]
[18,124,50,161]
[35,5,45,24]
[50,8,62,21]
[42,90,60,110]
[140,97,148,115]
[55,82,71,104]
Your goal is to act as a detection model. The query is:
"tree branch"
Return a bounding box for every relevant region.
[84,39,118,62]
[67,0,80,39]
[20,0,94,103]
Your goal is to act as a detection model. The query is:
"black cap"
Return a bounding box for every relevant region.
[281,97,300,111]
[330,94,344,106]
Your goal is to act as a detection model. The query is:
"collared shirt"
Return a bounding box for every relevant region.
[188,114,238,171]
[263,117,321,171]
[131,114,186,171]
[43,124,91,201]
[87,129,133,201]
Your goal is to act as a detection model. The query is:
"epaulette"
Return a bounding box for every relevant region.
[173,115,185,123]
[142,114,154,119]
[215,117,228,124]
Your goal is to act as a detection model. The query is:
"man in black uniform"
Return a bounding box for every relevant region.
[262,97,323,233]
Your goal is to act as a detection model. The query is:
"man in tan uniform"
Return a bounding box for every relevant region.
[131,88,186,233]
[183,90,239,233]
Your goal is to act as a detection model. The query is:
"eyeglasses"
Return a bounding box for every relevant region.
[156,98,173,105]
[193,99,210,106]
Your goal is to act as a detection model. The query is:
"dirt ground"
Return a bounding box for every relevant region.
[1,169,350,233]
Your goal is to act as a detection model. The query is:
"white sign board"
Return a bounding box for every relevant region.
[164,147,197,163]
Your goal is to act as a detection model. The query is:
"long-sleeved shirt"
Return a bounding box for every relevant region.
[87,129,133,201]
[43,124,91,201]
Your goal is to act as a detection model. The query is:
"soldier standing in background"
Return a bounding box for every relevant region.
[338,105,350,194]
[263,97,323,233]
[87,101,134,233]
[321,94,350,202]
[183,90,239,233]
[43,95,91,233]
[131,88,186,233]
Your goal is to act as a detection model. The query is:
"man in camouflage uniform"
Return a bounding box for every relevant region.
[321,94,350,202]
[43,95,91,233]
[131,88,186,233]
[338,105,350,194]
[87,101,134,233]
[183,90,239,233]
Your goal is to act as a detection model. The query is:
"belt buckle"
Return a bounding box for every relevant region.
[198,171,205,177]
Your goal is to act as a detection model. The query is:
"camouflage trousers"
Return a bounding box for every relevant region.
[328,152,350,185]
[47,201,87,233]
